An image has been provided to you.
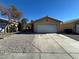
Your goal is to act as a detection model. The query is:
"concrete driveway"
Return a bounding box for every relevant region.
[0,33,79,59]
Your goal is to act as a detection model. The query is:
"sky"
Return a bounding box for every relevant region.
[0,0,79,22]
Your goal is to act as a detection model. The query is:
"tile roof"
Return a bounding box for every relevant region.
[64,18,79,24]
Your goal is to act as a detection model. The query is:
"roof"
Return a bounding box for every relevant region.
[64,18,79,24]
[0,19,8,23]
[31,16,62,23]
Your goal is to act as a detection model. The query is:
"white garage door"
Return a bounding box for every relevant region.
[36,25,57,33]
[76,24,79,33]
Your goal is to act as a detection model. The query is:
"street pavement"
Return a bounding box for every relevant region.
[0,33,79,59]
[64,34,79,41]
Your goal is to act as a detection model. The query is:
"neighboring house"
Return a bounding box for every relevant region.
[27,16,62,33]
[0,19,8,32]
[60,19,79,33]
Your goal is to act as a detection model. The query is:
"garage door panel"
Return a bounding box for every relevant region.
[36,25,57,33]
[76,24,79,33]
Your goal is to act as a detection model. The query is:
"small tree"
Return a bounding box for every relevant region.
[20,18,28,30]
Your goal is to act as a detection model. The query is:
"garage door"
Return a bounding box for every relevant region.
[76,24,79,33]
[36,25,57,33]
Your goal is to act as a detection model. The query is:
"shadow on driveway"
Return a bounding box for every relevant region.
[15,30,55,34]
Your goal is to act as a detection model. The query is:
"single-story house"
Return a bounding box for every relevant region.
[60,19,79,33]
[27,16,62,33]
[0,19,8,32]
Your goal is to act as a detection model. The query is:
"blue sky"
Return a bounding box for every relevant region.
[0,0,79,22]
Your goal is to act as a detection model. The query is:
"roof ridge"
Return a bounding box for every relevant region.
[31,16,62,23]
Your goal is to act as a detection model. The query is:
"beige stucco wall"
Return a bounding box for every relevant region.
[33,19,60,32]
[60,22,74,32]
[60,21,79,32]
